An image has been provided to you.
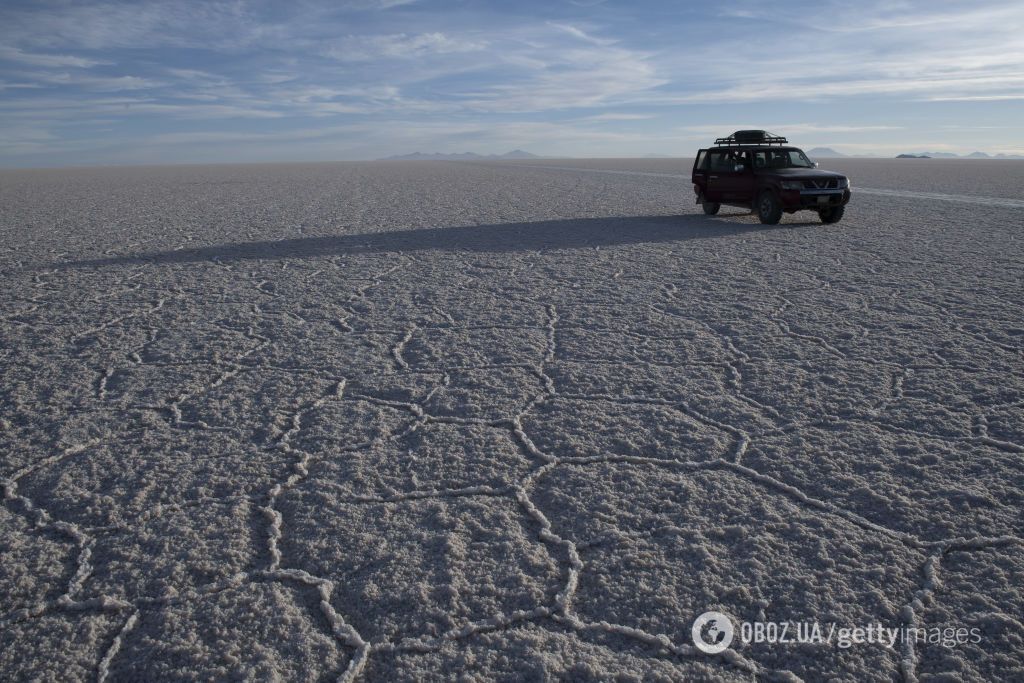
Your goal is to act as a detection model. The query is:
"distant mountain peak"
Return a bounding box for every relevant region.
[502,149,537,158]
[806,147,845,158]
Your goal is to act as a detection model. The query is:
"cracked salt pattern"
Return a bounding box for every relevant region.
[1,159,1022,681]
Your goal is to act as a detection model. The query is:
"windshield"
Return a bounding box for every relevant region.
[753,149,814,169]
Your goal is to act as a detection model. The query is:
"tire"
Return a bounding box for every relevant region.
[818,205,845,224]
[757,190,782,225]
[701,200,720,215]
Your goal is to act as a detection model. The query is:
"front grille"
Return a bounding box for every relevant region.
[803,179,839,189]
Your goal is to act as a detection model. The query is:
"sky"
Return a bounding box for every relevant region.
[1,0,1022,167]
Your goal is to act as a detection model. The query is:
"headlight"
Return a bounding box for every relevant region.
[838,177,850,188]
[780,180,803,190]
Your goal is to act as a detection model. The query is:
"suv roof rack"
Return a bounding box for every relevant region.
[713,130,788,147]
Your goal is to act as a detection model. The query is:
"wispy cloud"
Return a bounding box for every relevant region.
[27,72,164,91]
[547,22,614,46]
[581,113,656,121]
[322,32,488,61]
[0,46,107,68]
[924,94,1024,102]
[452,24,664,113]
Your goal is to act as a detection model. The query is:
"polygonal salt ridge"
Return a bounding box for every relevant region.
[545,357,728,403]
[771,305,877,356]
[70,297,170,342]
[520,396,733,463]
[721,326,852,368]
[400,325,549,370]
[899,366,1024,410]
[14,427,293,529]
[909,543,1024,682]
[530,461,930,681]
[342,284,544,331]
[102,580,354,682]
[553,325,730,366]
[238,324,400,375]
[343,370,447,406]
[96,361,223,406]
[8,288,165,339]
[2,358,108,414]
[322,251,420,283]
[411,294,550,330]
[26,398,262,478]
[867,400,981,442]
[982,405,1024,450]
[838,314,1023,370]
[274,491,564,646]
[561,301,731,340]
[134,319,264,365]
[744,422,1024,542]
[739,356,892,422]
[0,504,80,615]
[0,406,119,482]
[80,497,260,604]
[290,396,417,456]
[536,387,760,462]
[293,421,532,501]
[364,620,750,681]
[420,366,548,421]
[0,611,123,682]
[172,368,340,443]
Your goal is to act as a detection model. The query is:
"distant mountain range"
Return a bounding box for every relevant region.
[899,151,1024,159]
[381,149,539,161]
[810,147,1024,160]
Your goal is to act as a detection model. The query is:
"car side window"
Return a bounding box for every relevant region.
[754,151,767,168]
[696,150,708,170]
[707,151,729,172]
[709,151,746,172]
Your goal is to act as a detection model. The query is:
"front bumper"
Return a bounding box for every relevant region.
[781,188,851,209]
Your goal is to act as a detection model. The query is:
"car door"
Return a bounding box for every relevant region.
[704,149,733,202]
[717,150,754,202]
[692,149,710,197]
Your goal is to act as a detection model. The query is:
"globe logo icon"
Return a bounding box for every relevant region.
[692,611,735,654]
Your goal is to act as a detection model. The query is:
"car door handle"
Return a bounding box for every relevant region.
[709,175,719,179]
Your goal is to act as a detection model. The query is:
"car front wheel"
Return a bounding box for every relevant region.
[818,205,845,224]
[757,191,782,225]
[701,200,720,215]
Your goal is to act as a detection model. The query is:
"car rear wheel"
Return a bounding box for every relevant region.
[757,191,782,225]
[818,205,845,224]
[701,200,720,215]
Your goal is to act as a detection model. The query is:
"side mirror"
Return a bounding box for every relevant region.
[734,164,745,172]
[812,161,819,168]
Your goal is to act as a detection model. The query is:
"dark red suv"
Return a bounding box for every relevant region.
[692,130,851,224]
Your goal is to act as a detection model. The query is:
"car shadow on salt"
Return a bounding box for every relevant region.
[55,212,817,269]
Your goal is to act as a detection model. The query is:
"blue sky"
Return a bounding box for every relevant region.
[1,0,1022,166]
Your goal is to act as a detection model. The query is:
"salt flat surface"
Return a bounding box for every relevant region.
[1,159,1022,681]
